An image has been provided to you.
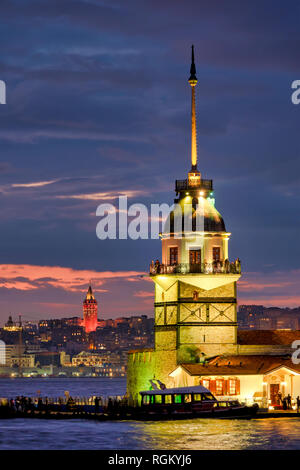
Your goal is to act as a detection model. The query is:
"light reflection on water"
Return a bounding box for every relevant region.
[1,378,300,450]
[135,418,300,450]
[1,418,300,450]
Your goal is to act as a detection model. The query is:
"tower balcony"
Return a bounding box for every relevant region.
[175,178,213,192]
[150,260,241,276]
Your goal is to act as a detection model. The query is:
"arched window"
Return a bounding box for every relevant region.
[215,379,225,395]
[169,247,178,265]
[228,378,240,395]
[202,378,210,390]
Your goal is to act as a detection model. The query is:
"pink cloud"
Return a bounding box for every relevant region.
[1,265,300,323]
[134,290,154,298]
[11,180,58,188]
[238,270,300,307]
[238,280,295,291]
[0,280,39,291]
[0,264,146,293]
[56,189,146,201]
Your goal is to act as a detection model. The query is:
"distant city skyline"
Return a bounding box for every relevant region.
[1,266,300,326]
[0,1,300,323]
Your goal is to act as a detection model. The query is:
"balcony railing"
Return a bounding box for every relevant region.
[175,178,213,192]
[149,260,241,275]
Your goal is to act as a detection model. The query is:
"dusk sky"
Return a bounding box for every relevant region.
[0,0,300,324]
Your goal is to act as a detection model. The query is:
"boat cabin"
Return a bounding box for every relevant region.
[139,385,253,417]
[140,385,216,408]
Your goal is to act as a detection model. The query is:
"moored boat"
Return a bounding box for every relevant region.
[139,385,258,419]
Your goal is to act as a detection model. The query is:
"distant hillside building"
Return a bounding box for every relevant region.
[82,285,98,333]
[3,315,22,332]
[238,305,300,330]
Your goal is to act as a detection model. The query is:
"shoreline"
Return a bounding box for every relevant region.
[2,409,300,421]
[0,376,125,378]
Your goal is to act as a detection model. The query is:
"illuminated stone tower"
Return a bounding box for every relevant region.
[83,285,98,333]
[127,46,241,402]
[151,46,241,361]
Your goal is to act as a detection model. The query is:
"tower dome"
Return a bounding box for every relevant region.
[201,200,226,232]
[163,196,226,237]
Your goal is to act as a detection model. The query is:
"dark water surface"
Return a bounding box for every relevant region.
[0,377,126,399]
[1,378,300,450]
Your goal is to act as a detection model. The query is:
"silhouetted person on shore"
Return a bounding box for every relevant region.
[107,397,113,413]
[277,391,282,406]
[28,397,33,413]
[94,396,99,413]
[287,394,292,409]
[113,398,119,412]
[15,396,21,412]
[37,397,43,411]
[67,396,75,412]
[282,397,288,410]
[9,399,15,410]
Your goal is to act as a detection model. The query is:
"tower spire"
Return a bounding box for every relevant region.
[189,44,197,82]
[188,45,199,174]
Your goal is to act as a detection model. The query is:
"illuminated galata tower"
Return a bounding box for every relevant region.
[127,46,241,403]
[83,285,98,333]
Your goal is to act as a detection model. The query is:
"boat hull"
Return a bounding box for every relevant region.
[136,405,258,420]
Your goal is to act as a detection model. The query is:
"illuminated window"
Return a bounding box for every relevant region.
[228,379,236,395]
[193,394,202,402]
[143,395,150,405]
[174,394,182,404]
[184,394,192,403]
[202,379,210,390]
[213,247,221,261]
[202,393,215,401]
[154,395,162,404]
[215,380,224,395]
[169,247,178,265]
[164,395,172,404]
[193,291,199,300]
[189,249,201,265]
